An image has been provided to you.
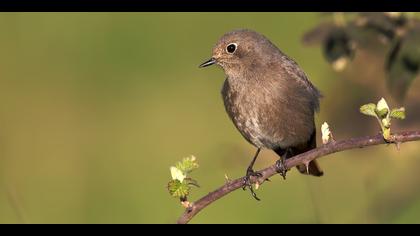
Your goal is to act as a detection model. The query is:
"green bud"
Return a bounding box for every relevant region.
[168,180,190,198]
[376,108,389,119]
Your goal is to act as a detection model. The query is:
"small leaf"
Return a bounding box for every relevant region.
[170,166,186,182]
[168,180,190,198]
[176,156,199,174]
[390,107,406,119]
[360,103,377,117]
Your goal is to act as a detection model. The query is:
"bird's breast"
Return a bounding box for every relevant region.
[221,79,280,148]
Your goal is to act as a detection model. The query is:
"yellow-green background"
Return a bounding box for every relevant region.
[0,13,419,224]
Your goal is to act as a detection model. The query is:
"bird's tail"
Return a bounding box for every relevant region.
[274,129,323,177]
[296,159,323,177]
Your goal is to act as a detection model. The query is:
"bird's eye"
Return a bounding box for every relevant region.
[226,43,237,54]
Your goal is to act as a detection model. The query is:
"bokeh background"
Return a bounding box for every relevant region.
[0,13,419,224]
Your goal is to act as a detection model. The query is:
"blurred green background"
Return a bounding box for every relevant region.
[0,13,419,224]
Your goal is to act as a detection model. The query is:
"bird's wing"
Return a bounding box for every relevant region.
[279,54,322,112]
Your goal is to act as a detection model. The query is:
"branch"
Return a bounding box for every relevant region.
[177,130,420,224]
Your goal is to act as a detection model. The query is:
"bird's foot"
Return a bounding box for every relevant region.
[275,159,288,180]
[242,168,262,201]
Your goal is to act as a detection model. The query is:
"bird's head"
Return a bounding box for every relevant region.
[199,29,279,76]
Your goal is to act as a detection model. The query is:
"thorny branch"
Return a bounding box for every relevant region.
[177,131,420,224]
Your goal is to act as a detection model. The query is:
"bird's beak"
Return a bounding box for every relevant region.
[199,58,216,68]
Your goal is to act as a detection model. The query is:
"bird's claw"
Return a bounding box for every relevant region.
[242,169,262,201]
[275,159,288,180]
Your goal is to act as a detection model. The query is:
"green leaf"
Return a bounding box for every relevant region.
[375,108,389,119]
[176,156,199,174]
[168,180,190,198]
[390,107,406,120]
[360,103,377,117]
[168,156,200,199]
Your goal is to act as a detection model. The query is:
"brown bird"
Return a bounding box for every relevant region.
[200,29,323,200]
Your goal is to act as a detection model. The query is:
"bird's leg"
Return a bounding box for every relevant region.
[275,149,290,180]
[275,157,287,180]
[245,148,262,177]
[243,148,262,201]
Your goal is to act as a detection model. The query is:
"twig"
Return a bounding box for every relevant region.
[177,130,420,224]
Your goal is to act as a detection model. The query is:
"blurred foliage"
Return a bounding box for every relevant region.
[303,12,420,103]
[0,13,419,224]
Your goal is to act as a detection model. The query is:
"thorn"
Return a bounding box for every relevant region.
[303,161,310,175]
[395,142,401,151]
[224,174,231,183]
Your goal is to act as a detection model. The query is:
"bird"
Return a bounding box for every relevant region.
[199,29,324,200]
